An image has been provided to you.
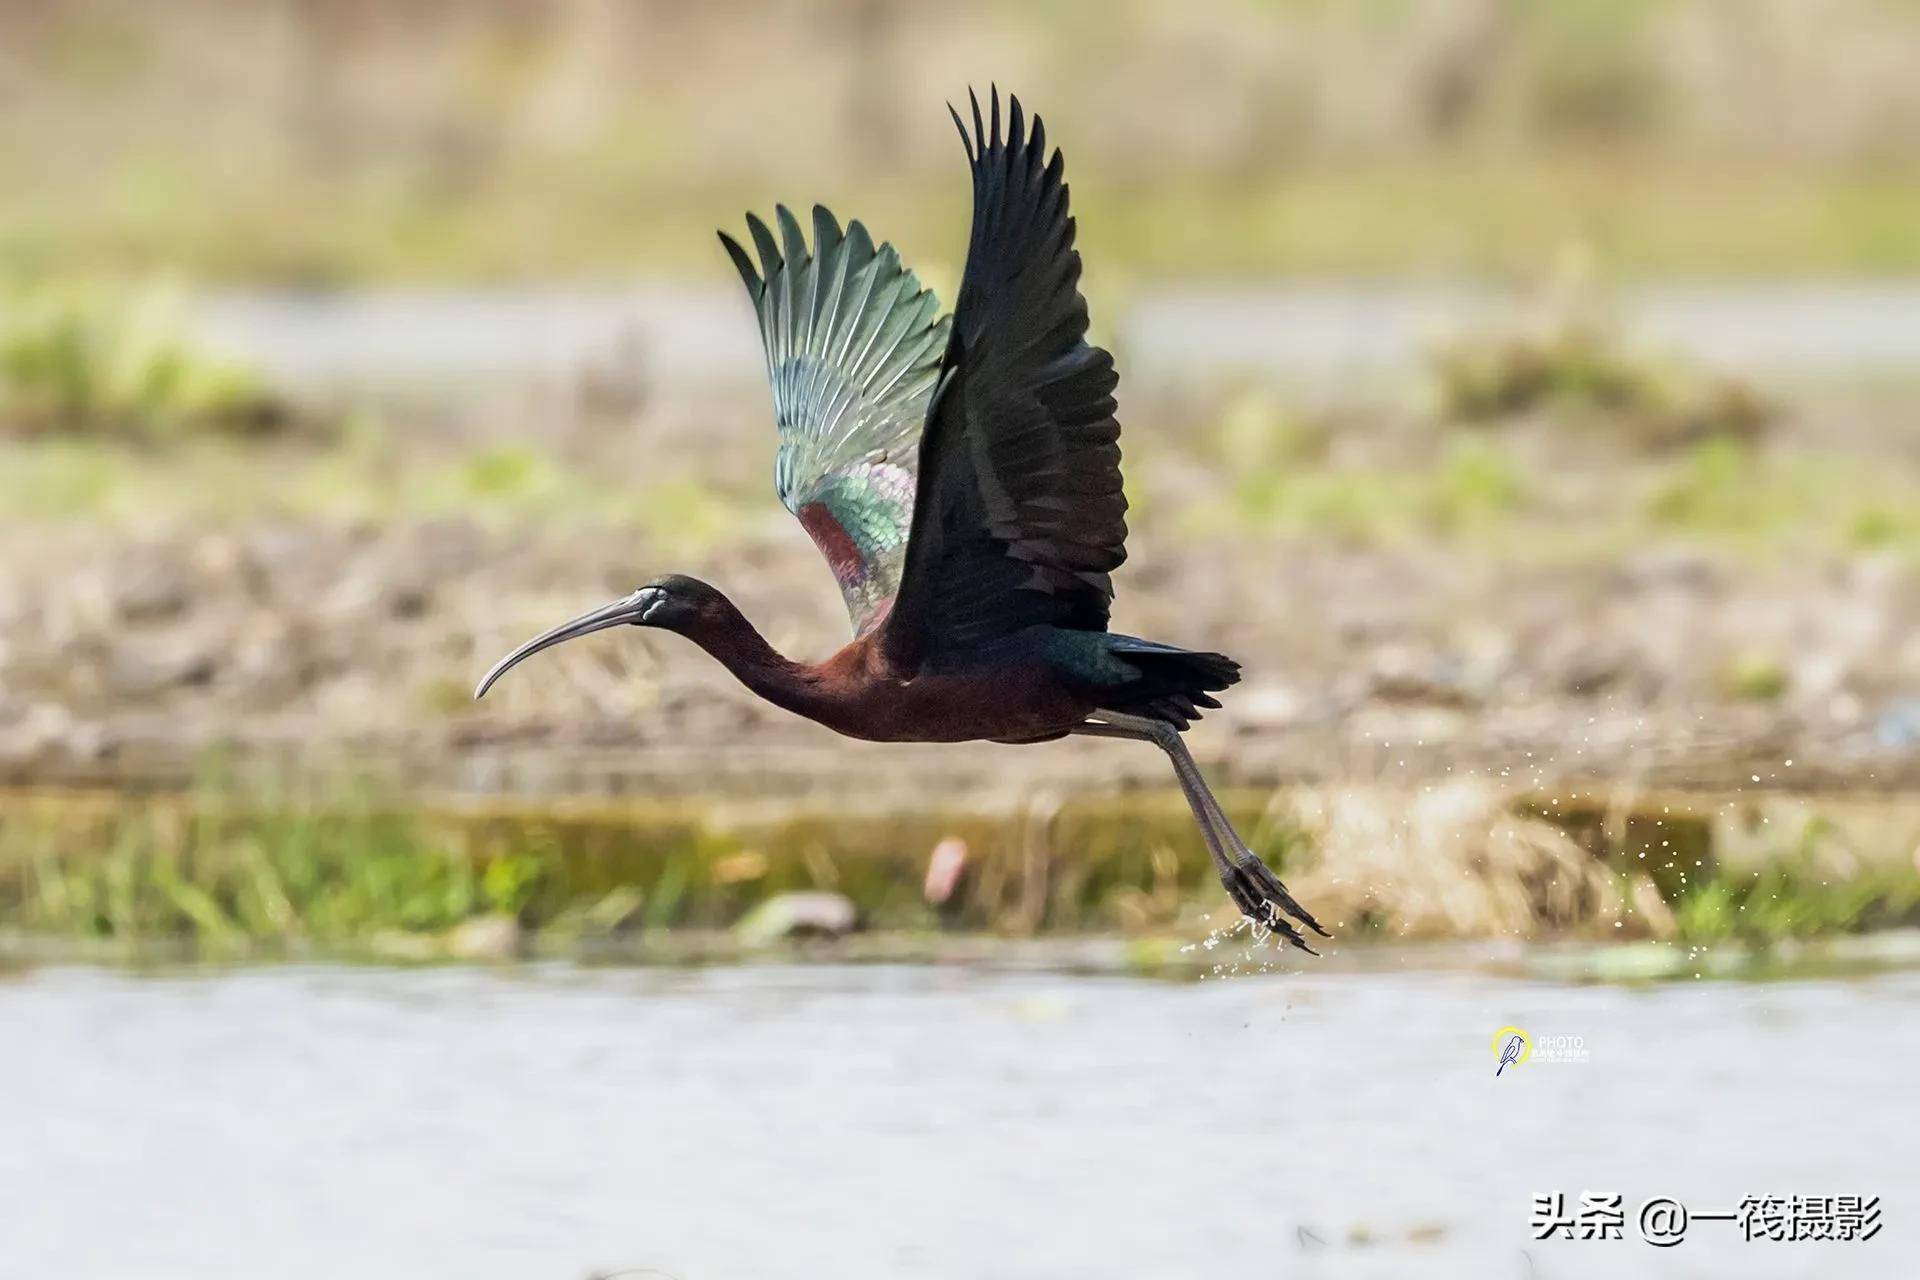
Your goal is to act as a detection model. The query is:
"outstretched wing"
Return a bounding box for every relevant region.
[881,89,1127,668]
[719,206,950,637]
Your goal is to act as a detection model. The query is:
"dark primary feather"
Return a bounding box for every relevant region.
[881,87,1127,668]
[719,205,949,638]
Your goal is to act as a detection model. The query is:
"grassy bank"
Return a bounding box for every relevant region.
[3,783,1916,961]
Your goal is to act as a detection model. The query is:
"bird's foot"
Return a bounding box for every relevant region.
[1221,855,1328,956]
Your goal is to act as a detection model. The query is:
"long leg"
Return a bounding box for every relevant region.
[1072,712,1327,952]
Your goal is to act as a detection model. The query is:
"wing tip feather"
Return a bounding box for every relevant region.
[811,204,844,257]
[717,229,761,295]
[774,204,809,264]
[745,211,781,280]
[949,102,975,165]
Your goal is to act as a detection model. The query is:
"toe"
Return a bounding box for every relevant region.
[1218,858,1326,953]
[1241,855,1331,938]
[1220,863,1318,953]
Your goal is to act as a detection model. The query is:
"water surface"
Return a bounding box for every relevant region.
[3,960,1911,1278]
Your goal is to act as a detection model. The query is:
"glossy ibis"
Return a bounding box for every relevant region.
[476,88,1327,951]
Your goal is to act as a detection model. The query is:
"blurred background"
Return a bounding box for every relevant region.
[2,3,1918,1277]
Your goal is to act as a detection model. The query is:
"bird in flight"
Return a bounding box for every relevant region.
[476,88,1327,951]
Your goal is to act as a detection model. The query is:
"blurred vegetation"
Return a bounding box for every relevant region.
[3,782,1916,956]
[2,0,1919,283]
[1214,431,1525,542]
[1429,252,1775,448]
[1718,648,1791,704]
[1155,388,1920,559]
[0,430,747,550]
[1432,316,1773,449]
[1643,438,1920,557]
[7,401,1920,565]
[0,786,1248,953]
[0,281,287,439]
[1672,863,1920,944]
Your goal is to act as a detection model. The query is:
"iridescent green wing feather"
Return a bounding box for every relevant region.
[719,206,950,637]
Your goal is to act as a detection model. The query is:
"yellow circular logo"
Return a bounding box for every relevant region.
[1493,1025,1531,1075]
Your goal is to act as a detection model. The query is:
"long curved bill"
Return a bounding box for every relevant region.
[473,588,658,700]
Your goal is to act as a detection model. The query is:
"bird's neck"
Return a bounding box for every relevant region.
[685,603,829,720]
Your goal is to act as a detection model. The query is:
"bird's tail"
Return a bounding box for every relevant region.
[1102,635,1242,731]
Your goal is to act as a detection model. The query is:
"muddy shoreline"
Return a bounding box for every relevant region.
[3,512,1916,799]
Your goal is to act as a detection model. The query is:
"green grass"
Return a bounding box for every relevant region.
[1672,863,1920,944]
[3,785,1915,957]
[1648,440,1920,556]
[0,787,1269,952]
[0,281,287,439]
[4,795,522,950]
[0,789,713,955]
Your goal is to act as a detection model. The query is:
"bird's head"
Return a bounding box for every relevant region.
[473,573,732,699]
